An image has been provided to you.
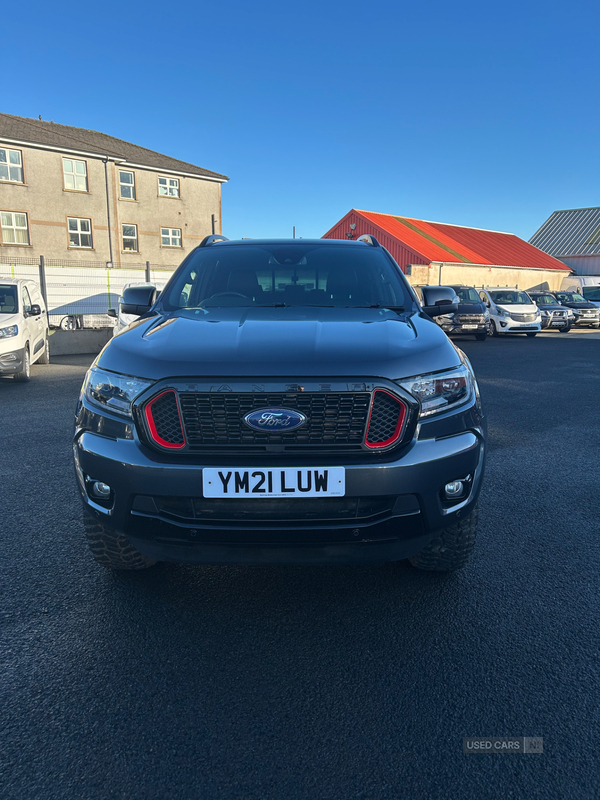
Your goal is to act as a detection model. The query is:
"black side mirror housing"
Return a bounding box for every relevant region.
[107,308,118,319]
[120,285,158,316]
[29,304,42,316]
[420,286,459,317]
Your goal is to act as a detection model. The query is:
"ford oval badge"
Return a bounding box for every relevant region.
[243,408,307,432]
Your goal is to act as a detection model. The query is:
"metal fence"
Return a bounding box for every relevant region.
[0,255,179,328]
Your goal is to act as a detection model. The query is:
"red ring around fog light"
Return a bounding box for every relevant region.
[144,389,186,449]
[364,389,407,449]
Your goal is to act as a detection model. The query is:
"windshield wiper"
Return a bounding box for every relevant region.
[353,304,405,311]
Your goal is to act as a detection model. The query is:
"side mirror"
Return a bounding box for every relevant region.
[120,285,157,316]
[107,308,118,319]
[29,304,42,316]
[420,286,458,317]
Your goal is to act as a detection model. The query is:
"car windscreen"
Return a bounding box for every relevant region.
[489,291,532,305]
[582,286,600,301]
[0,285,18,314]
[557,292,584,303]
[533,295,557,305]
[454,288,480,303]
[161,244,411,310]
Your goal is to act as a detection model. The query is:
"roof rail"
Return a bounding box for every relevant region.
[357,234,380,247]
[199,235,229,247]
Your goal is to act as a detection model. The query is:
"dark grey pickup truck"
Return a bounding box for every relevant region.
[74,236,486,573]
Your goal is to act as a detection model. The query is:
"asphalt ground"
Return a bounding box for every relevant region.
[2,332,600,800]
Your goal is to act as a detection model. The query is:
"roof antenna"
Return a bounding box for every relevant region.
[39,115,42,120]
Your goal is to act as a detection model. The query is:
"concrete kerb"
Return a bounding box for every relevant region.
[49,328,112,356]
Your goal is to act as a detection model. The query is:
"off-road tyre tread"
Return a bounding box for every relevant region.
[83,508,156,570]
[409,503,479,572]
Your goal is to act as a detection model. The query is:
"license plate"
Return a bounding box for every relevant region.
[462,324,478,329]
[203,467,346,498]
[551,321,563,326]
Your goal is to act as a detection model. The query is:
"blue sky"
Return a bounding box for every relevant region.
[6,0,599,240]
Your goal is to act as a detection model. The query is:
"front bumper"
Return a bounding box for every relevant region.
[74,400,486,565]
[573,314,600,327]
[497,318,541,333]
[540,316,569,329]
[440,322,487,336]
[0,346,25,375]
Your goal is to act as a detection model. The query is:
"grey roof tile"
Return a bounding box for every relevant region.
[0,113,228,181]
[530,207,600,256]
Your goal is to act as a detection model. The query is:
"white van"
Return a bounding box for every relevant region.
[560,275,600,308]
[478,286,542,337]
[108,281,166,336]
[0,279,49,381]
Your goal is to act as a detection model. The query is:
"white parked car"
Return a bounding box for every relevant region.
[0,278,49,381]
[478,287,542,337]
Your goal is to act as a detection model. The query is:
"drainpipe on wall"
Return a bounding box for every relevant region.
[103,158,114,266]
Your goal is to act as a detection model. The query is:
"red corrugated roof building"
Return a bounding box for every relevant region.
[323,210,570,287]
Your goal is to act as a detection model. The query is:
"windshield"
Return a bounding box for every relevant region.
[582,286,600,301]
[162,243,412,310]
[557,292,585,303]
[489,290,532,305]
[0,284,18,314]
[533,294,557,305]
[453,287,480,303]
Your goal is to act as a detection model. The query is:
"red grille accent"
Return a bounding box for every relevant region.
[364,389,407,449]
[144,390,186,449]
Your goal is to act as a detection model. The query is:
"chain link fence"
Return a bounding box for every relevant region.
[0,255,179,329]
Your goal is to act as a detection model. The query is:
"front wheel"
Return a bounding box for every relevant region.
[38,337,50,364]
[83,508,157,570]
[526,332,537,337]
[560,325,571,333]
[14,345,30,382]
[490,320,499,337]
[474,331,487,341]
[409,503,479,572]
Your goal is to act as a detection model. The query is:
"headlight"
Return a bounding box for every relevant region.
[497,307,510,317]
[483,310,490,321]
[0,324,18,339]
[396,364,474,418]
[573,309,581,315]
[83,366,153,417]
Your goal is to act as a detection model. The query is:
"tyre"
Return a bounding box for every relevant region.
[592,323,600,329]
[13,345,31,382]
[474,331,487,341]
[490,320,499,337]
[83,507,157,570]
[526,332,537,337]
[38,337,50,364]
[60,316,76,331]
[560,325,571,333]
[409,503,479,572]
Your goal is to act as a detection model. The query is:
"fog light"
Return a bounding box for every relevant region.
[92,481,111,498]
[4,353,17,361]
[444,481,464,498]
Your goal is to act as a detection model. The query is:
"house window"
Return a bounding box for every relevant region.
[68,217,93,248]
[1,211,30,244]
[0,148,24,183]
[119,170,136,200]
[161,227,182,247]
[158,177,180,197]
[63,158,88,191]
[122,224,138,252]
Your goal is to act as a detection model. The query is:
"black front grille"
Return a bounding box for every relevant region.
[366,391,405,446]
[150,494,397,524]
[178,392,371,450]
[147,391,184,445]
